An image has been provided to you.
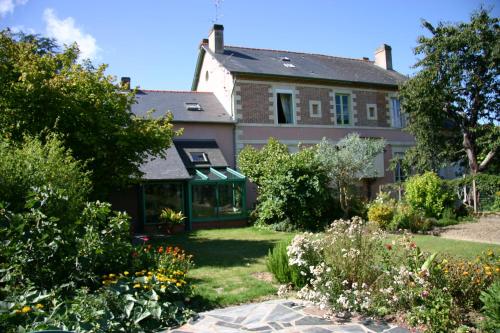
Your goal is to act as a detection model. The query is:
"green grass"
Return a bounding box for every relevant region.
[402,234,500,260]
[153,227,498,311]
[156,227,294,311]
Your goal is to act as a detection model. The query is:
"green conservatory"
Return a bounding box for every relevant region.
[138,140,247,231]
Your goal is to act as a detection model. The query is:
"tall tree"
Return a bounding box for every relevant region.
[0,30,178,197]
[400,12,499,167]
[400,9,499,211]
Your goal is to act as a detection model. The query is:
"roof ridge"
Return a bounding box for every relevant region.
[225,45,373,63]
[140,89,213,94]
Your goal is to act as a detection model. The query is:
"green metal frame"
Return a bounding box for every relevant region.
[187,167,247,229]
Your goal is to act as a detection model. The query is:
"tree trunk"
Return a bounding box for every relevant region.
[463,132,479,213]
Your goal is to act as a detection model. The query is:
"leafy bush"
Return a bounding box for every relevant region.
[405,172,454,218]
[0,246,195,333]
[0,188,132,289]
[238,138,332,231]
[480,280,500,332]
[266,239,306,288]
[367,194,396,229]
[0,135,91,220]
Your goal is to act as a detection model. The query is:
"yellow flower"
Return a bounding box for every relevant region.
[486,271,492,276]
[176,282,182,287]
[109,273,116,278]
[133,283,141,288]
[496,267,499,273]
[21,306,31,313]
[35,304,44,309]
[124,271,129,276]
[462,271,469,276]
[487,250,494,257]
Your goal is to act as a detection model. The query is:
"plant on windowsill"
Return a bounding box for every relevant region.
[159,208,186,234]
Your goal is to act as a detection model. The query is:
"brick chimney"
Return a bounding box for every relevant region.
[208,24,224,54]
[374,44,393,70]
[120,77,131,89]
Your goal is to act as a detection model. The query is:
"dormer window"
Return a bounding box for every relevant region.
[189,152,208,163]
[185,102,203,111]
[280,56,291,61]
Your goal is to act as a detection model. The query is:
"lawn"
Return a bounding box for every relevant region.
[159,227,499,311]
[159,227,293,311]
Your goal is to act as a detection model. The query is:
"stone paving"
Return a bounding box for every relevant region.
[168,299,410,333]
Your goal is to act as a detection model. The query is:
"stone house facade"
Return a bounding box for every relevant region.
[191,25,414,205]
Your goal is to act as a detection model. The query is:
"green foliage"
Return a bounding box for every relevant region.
[400,9,499,174]
[316,134,386,216]
[0,135,91,219]
[0,188,132,290]
[238,138,331,231]
[159,208,186,225]
[266,239,306,288]
[0,30,178,196]
[405,172,453,218]
[480,280,500,332]
[445,173,500,212]
[0,246,195,333]
[367,194,396,230]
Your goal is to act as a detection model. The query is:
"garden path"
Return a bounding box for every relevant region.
[167,299,410,333]
[436,214,500,244]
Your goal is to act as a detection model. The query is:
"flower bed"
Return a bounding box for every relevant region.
[280,217,499,332]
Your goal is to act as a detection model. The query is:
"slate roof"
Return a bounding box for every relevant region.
[138,140,228,180]
[131,90,233,123]
[139,146,191,180]
[174,140,228,170]
[194,45,407,88]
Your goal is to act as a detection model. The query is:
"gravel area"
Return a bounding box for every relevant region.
[435,214,500,245]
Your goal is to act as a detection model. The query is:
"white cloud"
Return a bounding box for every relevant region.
[43,8,100,60]
[0,0,28,17]
[10,25,35,34]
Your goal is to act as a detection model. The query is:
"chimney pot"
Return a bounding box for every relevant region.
[208,24,224,54]
[120,77,131,90]
[374,44,393,70]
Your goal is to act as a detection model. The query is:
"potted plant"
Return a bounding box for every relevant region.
[159,208,186,234]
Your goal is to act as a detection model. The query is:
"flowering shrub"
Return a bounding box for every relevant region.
[286,217,499,332]
[0,242,195,333]
[367,194,396,230]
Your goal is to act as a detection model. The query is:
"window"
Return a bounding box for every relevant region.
[185,102,203,111]
[276,91,294,124]
[189,152,208,163]
[391,98,402,128]
[366,103,377,120]
[144,183,183,224]
[393,152,406,182]
[205,70,209,81]
[335,94,350,125]
[309,100,322,118]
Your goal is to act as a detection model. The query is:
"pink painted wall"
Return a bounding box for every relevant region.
[239,126,414,143]
[174,122,235,168]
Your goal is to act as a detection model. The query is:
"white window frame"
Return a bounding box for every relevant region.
[392,149,407,182]
[274,88,296,125]
[390,97,402,128]
[366,103,378,120]
[334,92,352,126]
[309,100,322,118]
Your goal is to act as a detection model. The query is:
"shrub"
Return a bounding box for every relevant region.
[405,172,453,218]
[367,194,396,229]
[238,138,332,231]
[266,239,306,288]
[480,280,500,332]
[0,246,195,333]
[0,187,132,290]
[0,135,91,220]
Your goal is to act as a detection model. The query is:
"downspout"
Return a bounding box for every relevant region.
[231,76,237,168]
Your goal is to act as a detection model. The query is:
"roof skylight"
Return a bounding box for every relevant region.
[185,102,203,111]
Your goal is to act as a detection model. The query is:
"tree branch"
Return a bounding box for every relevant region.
[478,149,497,172]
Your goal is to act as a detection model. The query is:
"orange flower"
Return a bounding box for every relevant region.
[462,271,469,276]
[158,246,164,253]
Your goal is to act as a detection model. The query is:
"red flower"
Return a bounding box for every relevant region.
[132,251,138,257]
[385,244,392,251]
[167,246,172,253]
[158,246,164,253]
[410,242,416,249]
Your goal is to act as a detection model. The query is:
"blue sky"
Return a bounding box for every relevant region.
[1,0,498,90]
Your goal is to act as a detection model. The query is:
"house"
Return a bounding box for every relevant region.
[114,24,414,233]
